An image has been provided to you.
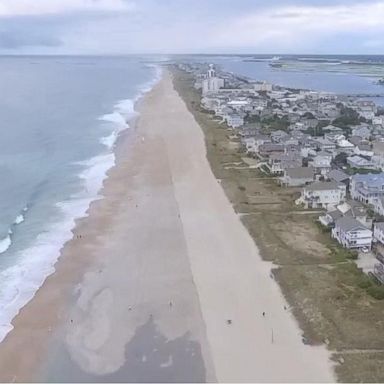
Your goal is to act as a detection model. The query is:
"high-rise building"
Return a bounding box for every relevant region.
[202,64,224,95]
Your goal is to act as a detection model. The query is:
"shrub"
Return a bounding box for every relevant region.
[346,251,359,260]
[367,285,384,300]
[357,276,373,289]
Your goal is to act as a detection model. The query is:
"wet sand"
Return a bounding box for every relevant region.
[0,71,334,382]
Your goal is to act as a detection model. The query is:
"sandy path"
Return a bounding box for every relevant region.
[0,71,334,382]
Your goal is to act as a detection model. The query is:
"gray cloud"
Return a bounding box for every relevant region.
[0,19,62,48]
[0,0,382,54]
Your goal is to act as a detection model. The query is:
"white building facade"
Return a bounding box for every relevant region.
[298,181,346,209]
[332,217,372,249]
[350,173,384,204]
[202,64,225,95]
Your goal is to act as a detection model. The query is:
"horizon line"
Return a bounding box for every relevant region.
[1,52,384,57]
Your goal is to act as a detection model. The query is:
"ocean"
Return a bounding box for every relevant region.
[0,55,161,342]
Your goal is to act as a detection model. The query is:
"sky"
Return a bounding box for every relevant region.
[0,0,384,54]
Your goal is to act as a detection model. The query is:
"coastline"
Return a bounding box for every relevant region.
[0,70,333,382]
[0,66,161,346]
[0,70,163,381]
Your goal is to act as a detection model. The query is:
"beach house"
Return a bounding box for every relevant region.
[280,167,315,187]
[314,137,337,152]
[352,125,372,140]
[374,222,384,245]
[371,196,384,216]
[347,155,375,170]
[309,151,332,175]
[354,143,374,158]
[267,153,302,174]
[297,181,346,209]
[350,173,384,204]
[319,200,372,228]
[225,113,244,128]
[327,169,350,185]
[332,217,373,249]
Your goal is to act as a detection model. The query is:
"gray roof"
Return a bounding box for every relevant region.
[271,130,289,137]
[270,152,300,161]
[335,217,368,232]
[342,200,368,218]
[357,143,372,151]
[316,151,332,157]
[328,210,343,221]
[315,137,336,146]
[349,136,363,146]
[286,167,315,179]
[327,169,349,183]
[305,181,344,191]
[259,143,284,152]
[324,125,343,132]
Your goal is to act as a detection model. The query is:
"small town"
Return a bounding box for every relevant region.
[179,62,384,286]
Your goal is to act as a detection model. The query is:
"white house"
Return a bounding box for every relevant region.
[242,134,270,154]
[371,196,384,216]
[354,143,373,158]
[310,151,332,167]
[225,113,244,128]
[267,153,301,174]
[332,217,372,249]
[354,101,377,121]
[227,99,250,111]
[374,222,384,245]
[358,109,375,121]
[315,137,337,151]
[337,139,355,154]
[271,130,289,143]
[347,155,375,170]
[297,181,346,209]
[280,167,315,187]
[352,126,371,140]
[309,151,332,175]
[373,116,384,127]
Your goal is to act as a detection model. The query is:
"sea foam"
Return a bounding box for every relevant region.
[0,208,28,255]
[0,235,11,254]
[0,64,162,343]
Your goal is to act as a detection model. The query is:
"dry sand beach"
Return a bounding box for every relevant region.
[0,71,334,382]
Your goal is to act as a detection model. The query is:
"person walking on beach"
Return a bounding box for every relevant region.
[262,312,265,317]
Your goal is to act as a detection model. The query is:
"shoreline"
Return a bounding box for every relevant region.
[0,123,136,382]
[0,70,334,382]
[0,74,158,381]
[0,67,160,346]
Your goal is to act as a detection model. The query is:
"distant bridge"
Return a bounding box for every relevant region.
[340,93,384,98]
